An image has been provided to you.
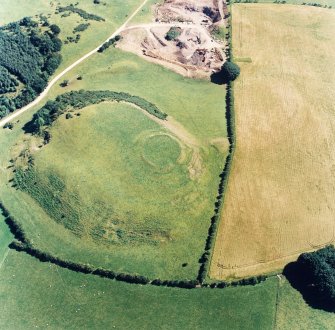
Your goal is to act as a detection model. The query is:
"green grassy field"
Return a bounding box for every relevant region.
[1,47,227,279]
[130,0,164,24]
[0,250,278,329]
[1,1,335,328]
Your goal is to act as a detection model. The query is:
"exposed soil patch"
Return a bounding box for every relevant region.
[118,0,228,79]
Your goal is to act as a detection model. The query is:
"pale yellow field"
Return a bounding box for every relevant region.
[210,4,335,280]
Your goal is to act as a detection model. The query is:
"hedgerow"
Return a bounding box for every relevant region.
[1,201,271,289]
[197,0,236,284]
[98,35,121,53]
[25,90,167,134]
[57,5,105,21]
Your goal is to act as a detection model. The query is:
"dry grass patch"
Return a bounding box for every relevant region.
[210,4,335,280]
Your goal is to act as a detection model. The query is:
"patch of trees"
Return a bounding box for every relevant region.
[284,246,335,312]
[211,61,240,85]
[73,23,90,33]
[57,5,105,21]
[165,27,182,41]
[65,34,81,44]
[0,66,19,94]
[25,90,167,134]
[0,19,62,119]
[98,35,121,53]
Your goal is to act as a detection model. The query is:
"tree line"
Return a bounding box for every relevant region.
[98,35,121,53]
[57,5,105,21]
[1,201,269,290]
[197,0,237,284]
[25,90,168,134]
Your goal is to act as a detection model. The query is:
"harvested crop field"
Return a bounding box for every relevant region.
[210,4,335,279]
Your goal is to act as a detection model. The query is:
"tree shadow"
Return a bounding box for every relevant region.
[210,71,229,85]
[22,120,35,134]
[283,261,335,313]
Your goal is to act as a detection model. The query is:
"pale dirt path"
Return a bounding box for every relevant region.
[125,102,201,148]
[0,0,150,128]
[122,22,223,49]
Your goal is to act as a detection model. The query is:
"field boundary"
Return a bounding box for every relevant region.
[233,0,333,9]
[0,201,276,289]
[197,0,238,284]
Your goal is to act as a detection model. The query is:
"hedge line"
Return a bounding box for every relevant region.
[57,5,105,21]
[0,202,30,244]
[197,0,237,284]
[25,90,167,134]
[9,241,199,288]
[98,35,121,53]
[1,201,270,289]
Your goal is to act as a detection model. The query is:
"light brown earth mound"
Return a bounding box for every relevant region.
[155,0,224,25]
[118,0,227,78]
[210,4,335,280]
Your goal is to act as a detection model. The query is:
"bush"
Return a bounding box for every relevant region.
[3,122,14,129]
[60,79,69,87]
[165,27,181,41]
[50,24,61,35]
[73,23,90,33]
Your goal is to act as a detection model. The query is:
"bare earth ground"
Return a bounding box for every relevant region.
[210,4,335,279]
[117,0,228,78]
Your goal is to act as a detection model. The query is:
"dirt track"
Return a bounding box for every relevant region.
[0,0,150,128]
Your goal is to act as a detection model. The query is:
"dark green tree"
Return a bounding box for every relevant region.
[50,24,61,35]
[221,61,240,82]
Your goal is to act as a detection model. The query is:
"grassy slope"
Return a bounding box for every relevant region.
[210,4,335,280]
[0,250,277,329]
[13,102,224,279]
[1,49,227,279]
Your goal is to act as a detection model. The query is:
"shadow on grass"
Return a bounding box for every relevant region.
[22,120,35,134]
[283,261,335,313]
[210,71,230,85]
